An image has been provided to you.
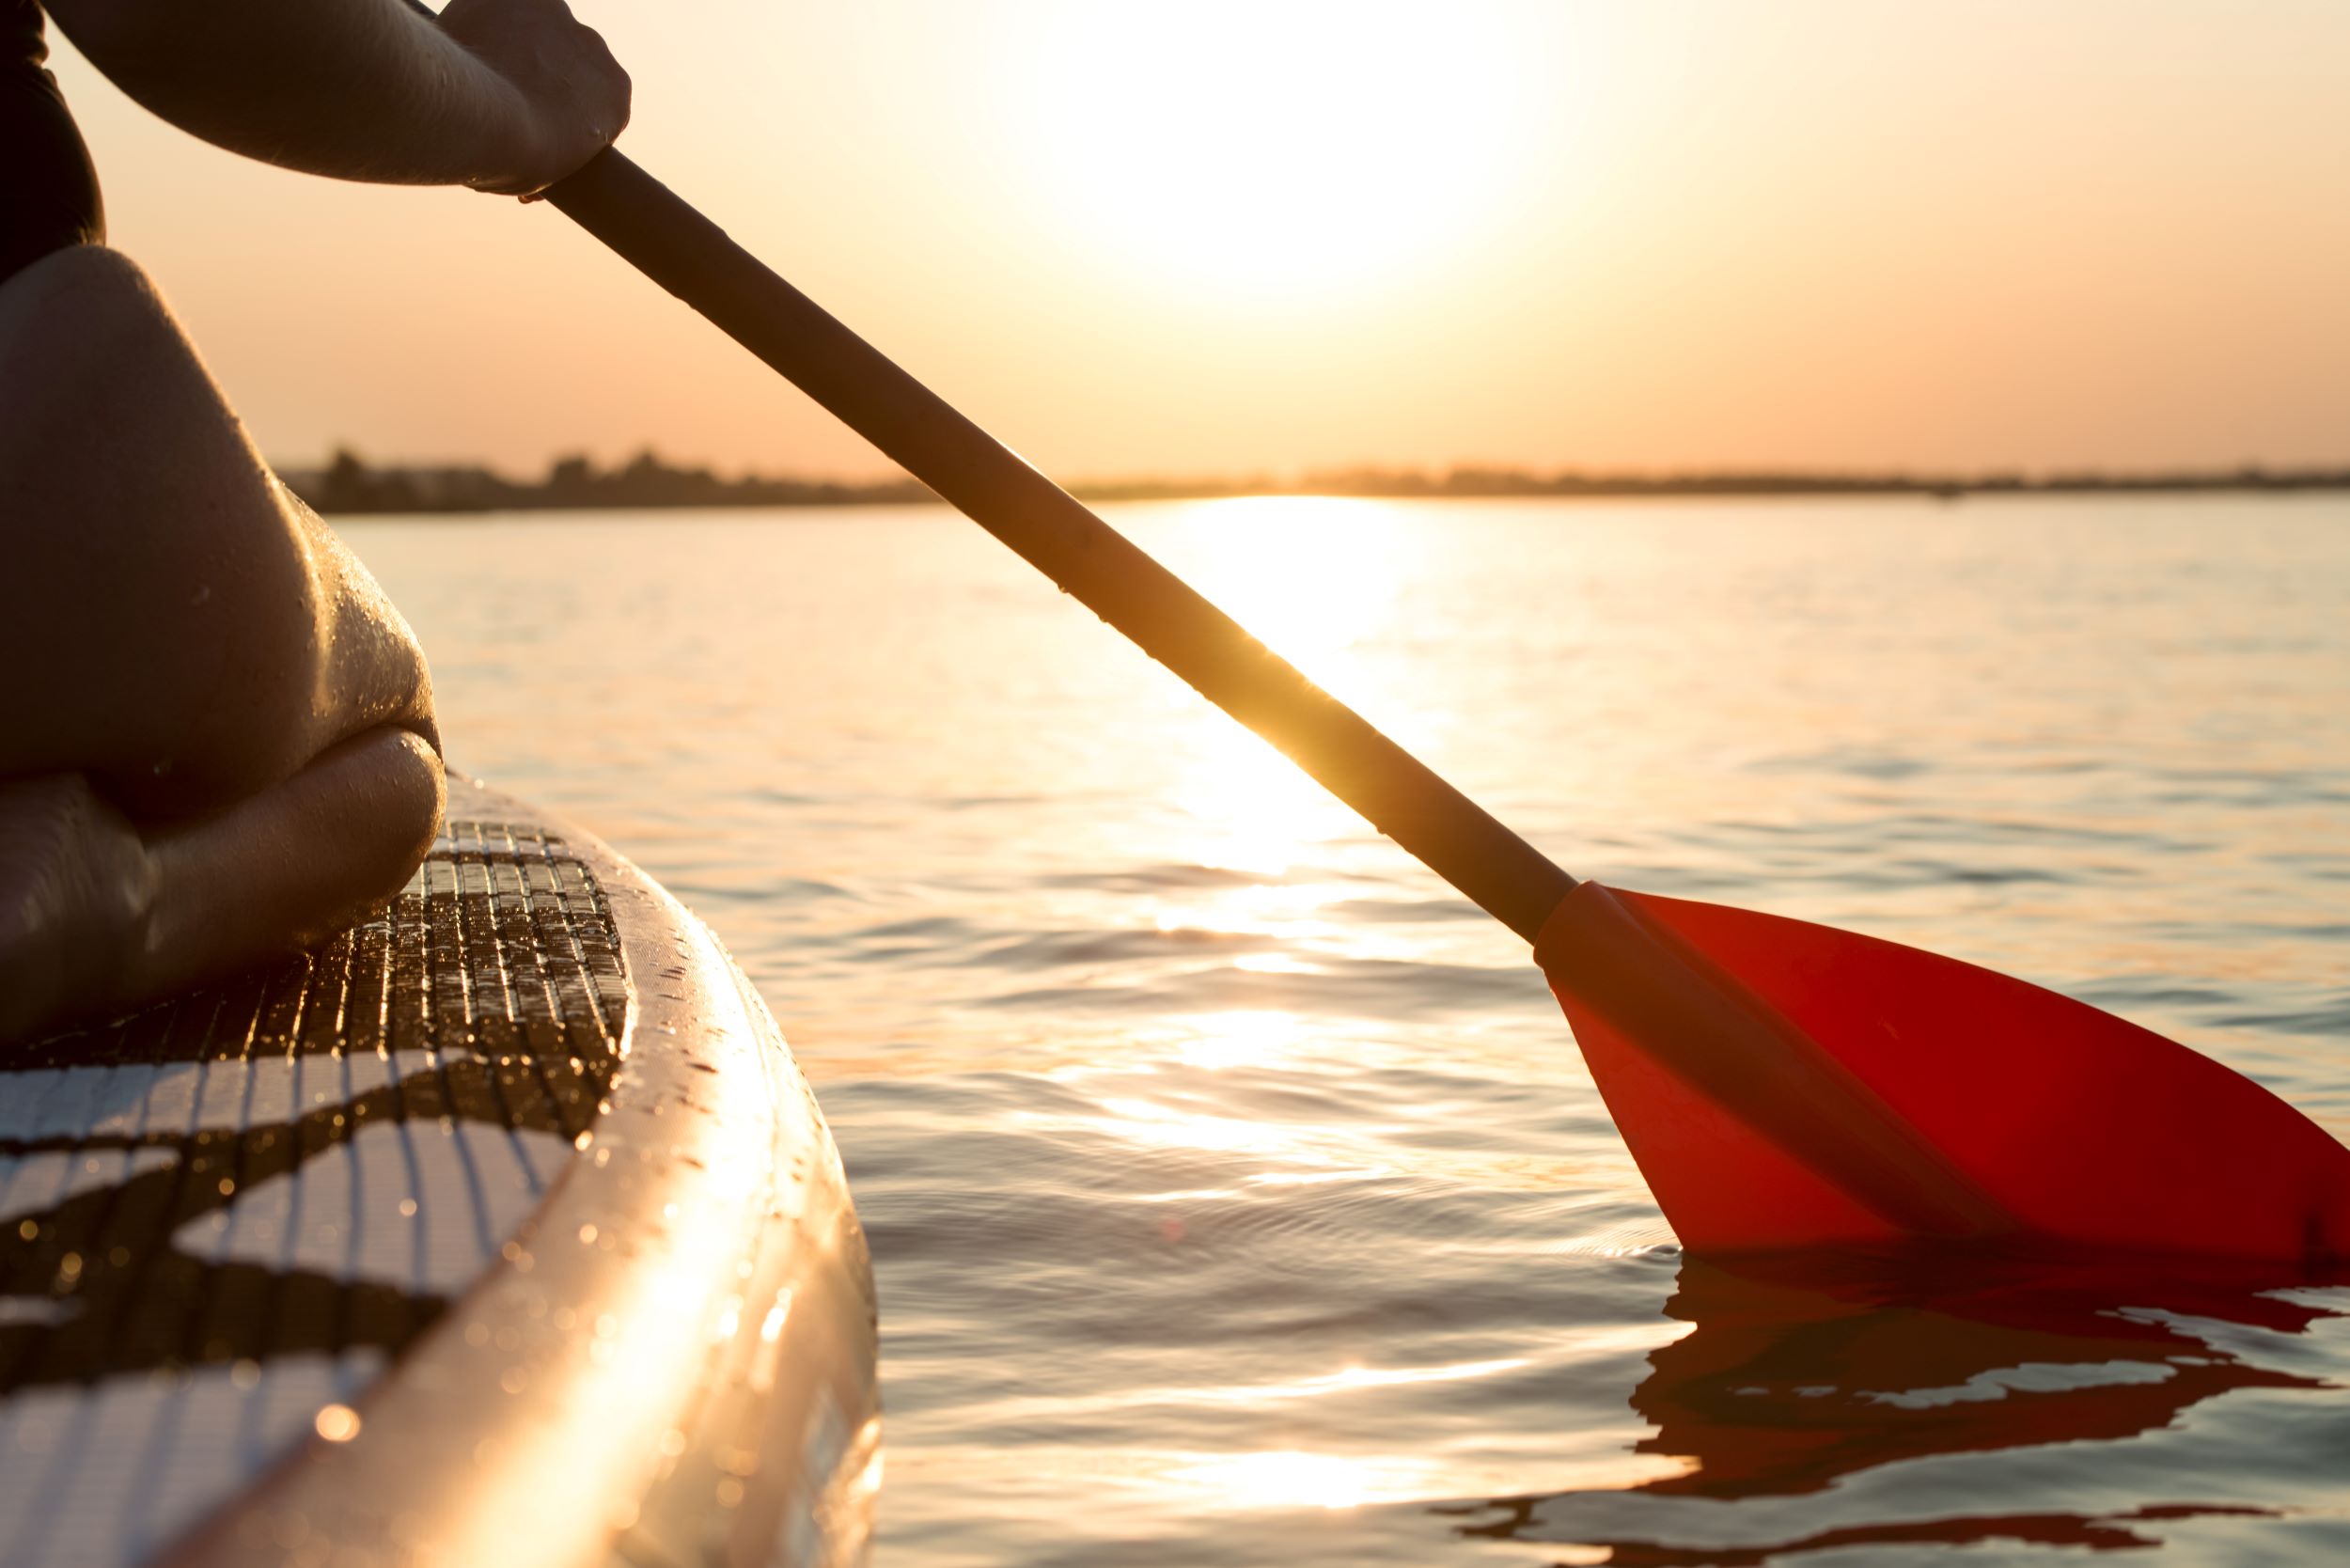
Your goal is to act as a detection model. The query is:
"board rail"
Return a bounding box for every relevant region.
[0,779,876,1568]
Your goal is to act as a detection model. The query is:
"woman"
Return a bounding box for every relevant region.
[0,0,627,1041]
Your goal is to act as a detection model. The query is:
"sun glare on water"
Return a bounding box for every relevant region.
[1001,2,1564,301]
[1171,1448,1423,1511]
[1139,498,1430,879]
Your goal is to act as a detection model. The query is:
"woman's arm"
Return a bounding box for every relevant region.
[43,0,627,195]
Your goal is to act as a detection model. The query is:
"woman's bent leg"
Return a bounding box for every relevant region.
[0,243,436,819]
[0,244,444,1042]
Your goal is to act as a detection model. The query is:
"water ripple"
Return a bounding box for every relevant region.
[350,495,2350,1564]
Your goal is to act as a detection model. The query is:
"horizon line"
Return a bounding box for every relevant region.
[286,447,2350,515]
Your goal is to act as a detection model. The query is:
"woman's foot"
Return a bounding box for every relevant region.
[0,728,443,1046]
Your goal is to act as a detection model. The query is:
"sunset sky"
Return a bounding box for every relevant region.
[49,1,2350,480]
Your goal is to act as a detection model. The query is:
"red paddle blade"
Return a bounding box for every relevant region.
[1537,883,2350,1264]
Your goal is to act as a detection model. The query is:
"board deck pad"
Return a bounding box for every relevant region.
[0,819,630,1564]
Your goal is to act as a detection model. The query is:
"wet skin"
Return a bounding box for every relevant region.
[0,245,444,1043]
[0,0,627,1043]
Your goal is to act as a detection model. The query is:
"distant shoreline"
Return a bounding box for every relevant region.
[287,447,2350,516]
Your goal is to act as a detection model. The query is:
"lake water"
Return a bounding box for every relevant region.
[345,494,2350,1565]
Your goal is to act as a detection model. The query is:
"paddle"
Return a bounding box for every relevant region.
[504,140,2348,1268]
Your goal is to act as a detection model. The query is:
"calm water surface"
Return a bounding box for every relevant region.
[348,495,2350,1564]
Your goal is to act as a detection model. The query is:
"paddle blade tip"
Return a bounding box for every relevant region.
[1539,884,2350,1269]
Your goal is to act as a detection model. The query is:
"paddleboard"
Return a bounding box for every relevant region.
[0,778,876,1566]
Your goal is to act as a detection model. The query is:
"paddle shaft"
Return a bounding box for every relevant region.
[533,150,1575,940]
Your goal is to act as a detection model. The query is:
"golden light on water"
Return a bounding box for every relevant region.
[1170,1010,1314,1073]
[1114,1345,1697,1515]
[1157,1439,1696,1514]
[1168,1448,1428,1511]
[894,1336,1701,1522]
[1162,725,1347,879]
[1163,497,1411,684]
[1231,1357,1534,1402]
[1084,1095,1357,1165]
[1143,497,1430,882]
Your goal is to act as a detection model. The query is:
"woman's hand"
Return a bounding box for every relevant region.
[439,0,631,196]
[48,0,631,195]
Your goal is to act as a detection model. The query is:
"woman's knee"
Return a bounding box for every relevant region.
[0,245,345,813]
[0,244,179,378]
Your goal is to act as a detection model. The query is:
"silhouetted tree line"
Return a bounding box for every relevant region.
[290,447,2350,515]
[293,447,936,514]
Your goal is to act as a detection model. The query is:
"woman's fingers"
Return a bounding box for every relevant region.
[438,0,631,196]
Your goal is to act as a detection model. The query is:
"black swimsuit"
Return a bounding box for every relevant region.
[1,0,102,283]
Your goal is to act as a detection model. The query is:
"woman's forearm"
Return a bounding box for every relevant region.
[45,0,625,195]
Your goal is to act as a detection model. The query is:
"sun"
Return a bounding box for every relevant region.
[999,3,1559,302]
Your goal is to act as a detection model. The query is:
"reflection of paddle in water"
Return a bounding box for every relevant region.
[1633,1251,2332,1496]
[1439,1248,2341,1560]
